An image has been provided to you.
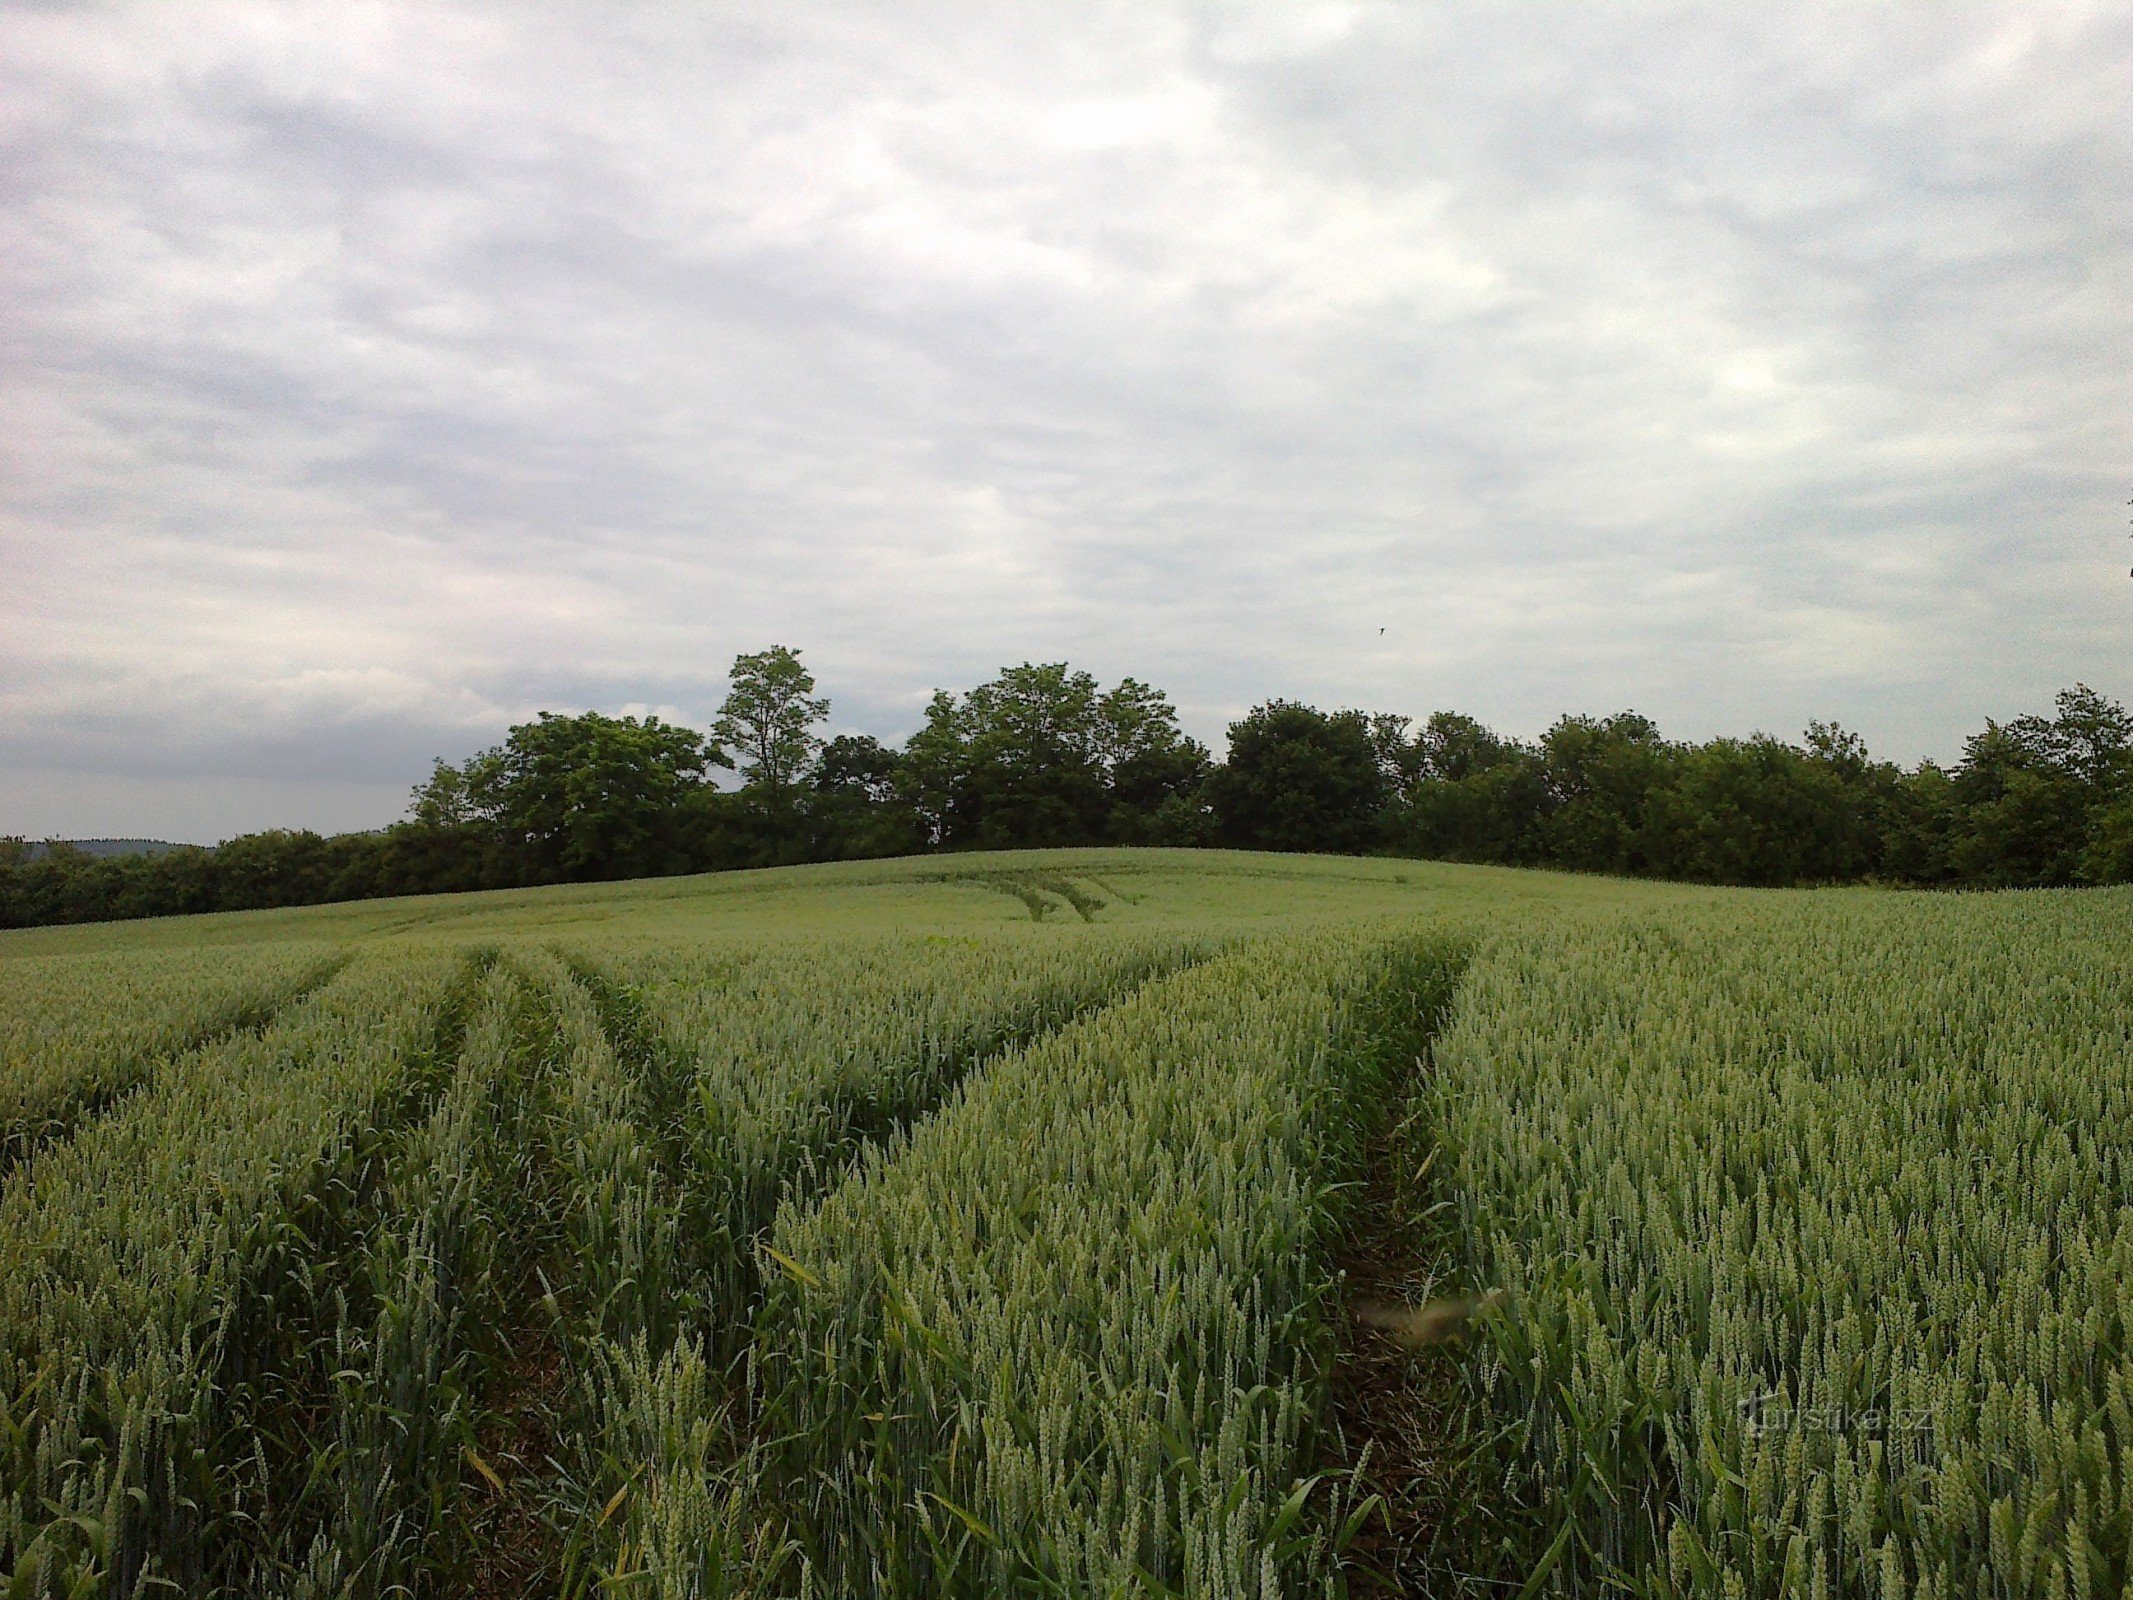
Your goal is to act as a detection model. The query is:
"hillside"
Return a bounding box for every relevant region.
[1,850,2127,1596]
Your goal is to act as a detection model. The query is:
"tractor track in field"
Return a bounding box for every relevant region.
[249,947,596,1600]
[0,950,356,1183]
[475,946,1222,1592]
[1325,1108,1471,1595]
[461,1275,575,1600]
[216,947,501,1595]
[454,952,737,1599]
[1321,952,1491,1599]
[441,955,584,1600]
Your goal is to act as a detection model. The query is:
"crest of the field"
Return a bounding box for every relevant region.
[0,847,1708,960]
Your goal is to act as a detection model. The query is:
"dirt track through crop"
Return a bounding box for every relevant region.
[1313,954,1491,1598]
[1325,1105,1472,1594]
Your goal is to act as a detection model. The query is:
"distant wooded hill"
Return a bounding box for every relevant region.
[22,839,188,861]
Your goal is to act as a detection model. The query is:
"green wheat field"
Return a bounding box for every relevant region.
[3,848,2128,1598]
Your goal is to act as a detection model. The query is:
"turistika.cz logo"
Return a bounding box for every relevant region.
[1736,1392,1936,1439]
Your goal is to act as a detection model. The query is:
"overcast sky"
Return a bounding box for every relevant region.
[3,3,2128,843]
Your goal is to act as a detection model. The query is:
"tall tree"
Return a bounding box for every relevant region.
[406,755,490,829]
[1383,711,1547,862]
[715,646,831,793]
[898,663,1208,849]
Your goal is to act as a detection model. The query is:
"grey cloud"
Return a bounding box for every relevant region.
[2,1,2128,841]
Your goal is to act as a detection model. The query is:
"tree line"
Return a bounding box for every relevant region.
[6,646,2130,928]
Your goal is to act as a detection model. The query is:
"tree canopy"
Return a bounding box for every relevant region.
[1204,701,1386,854]
[901,664,1207,849]
[714,646,828,794]
[408,708,719,881]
